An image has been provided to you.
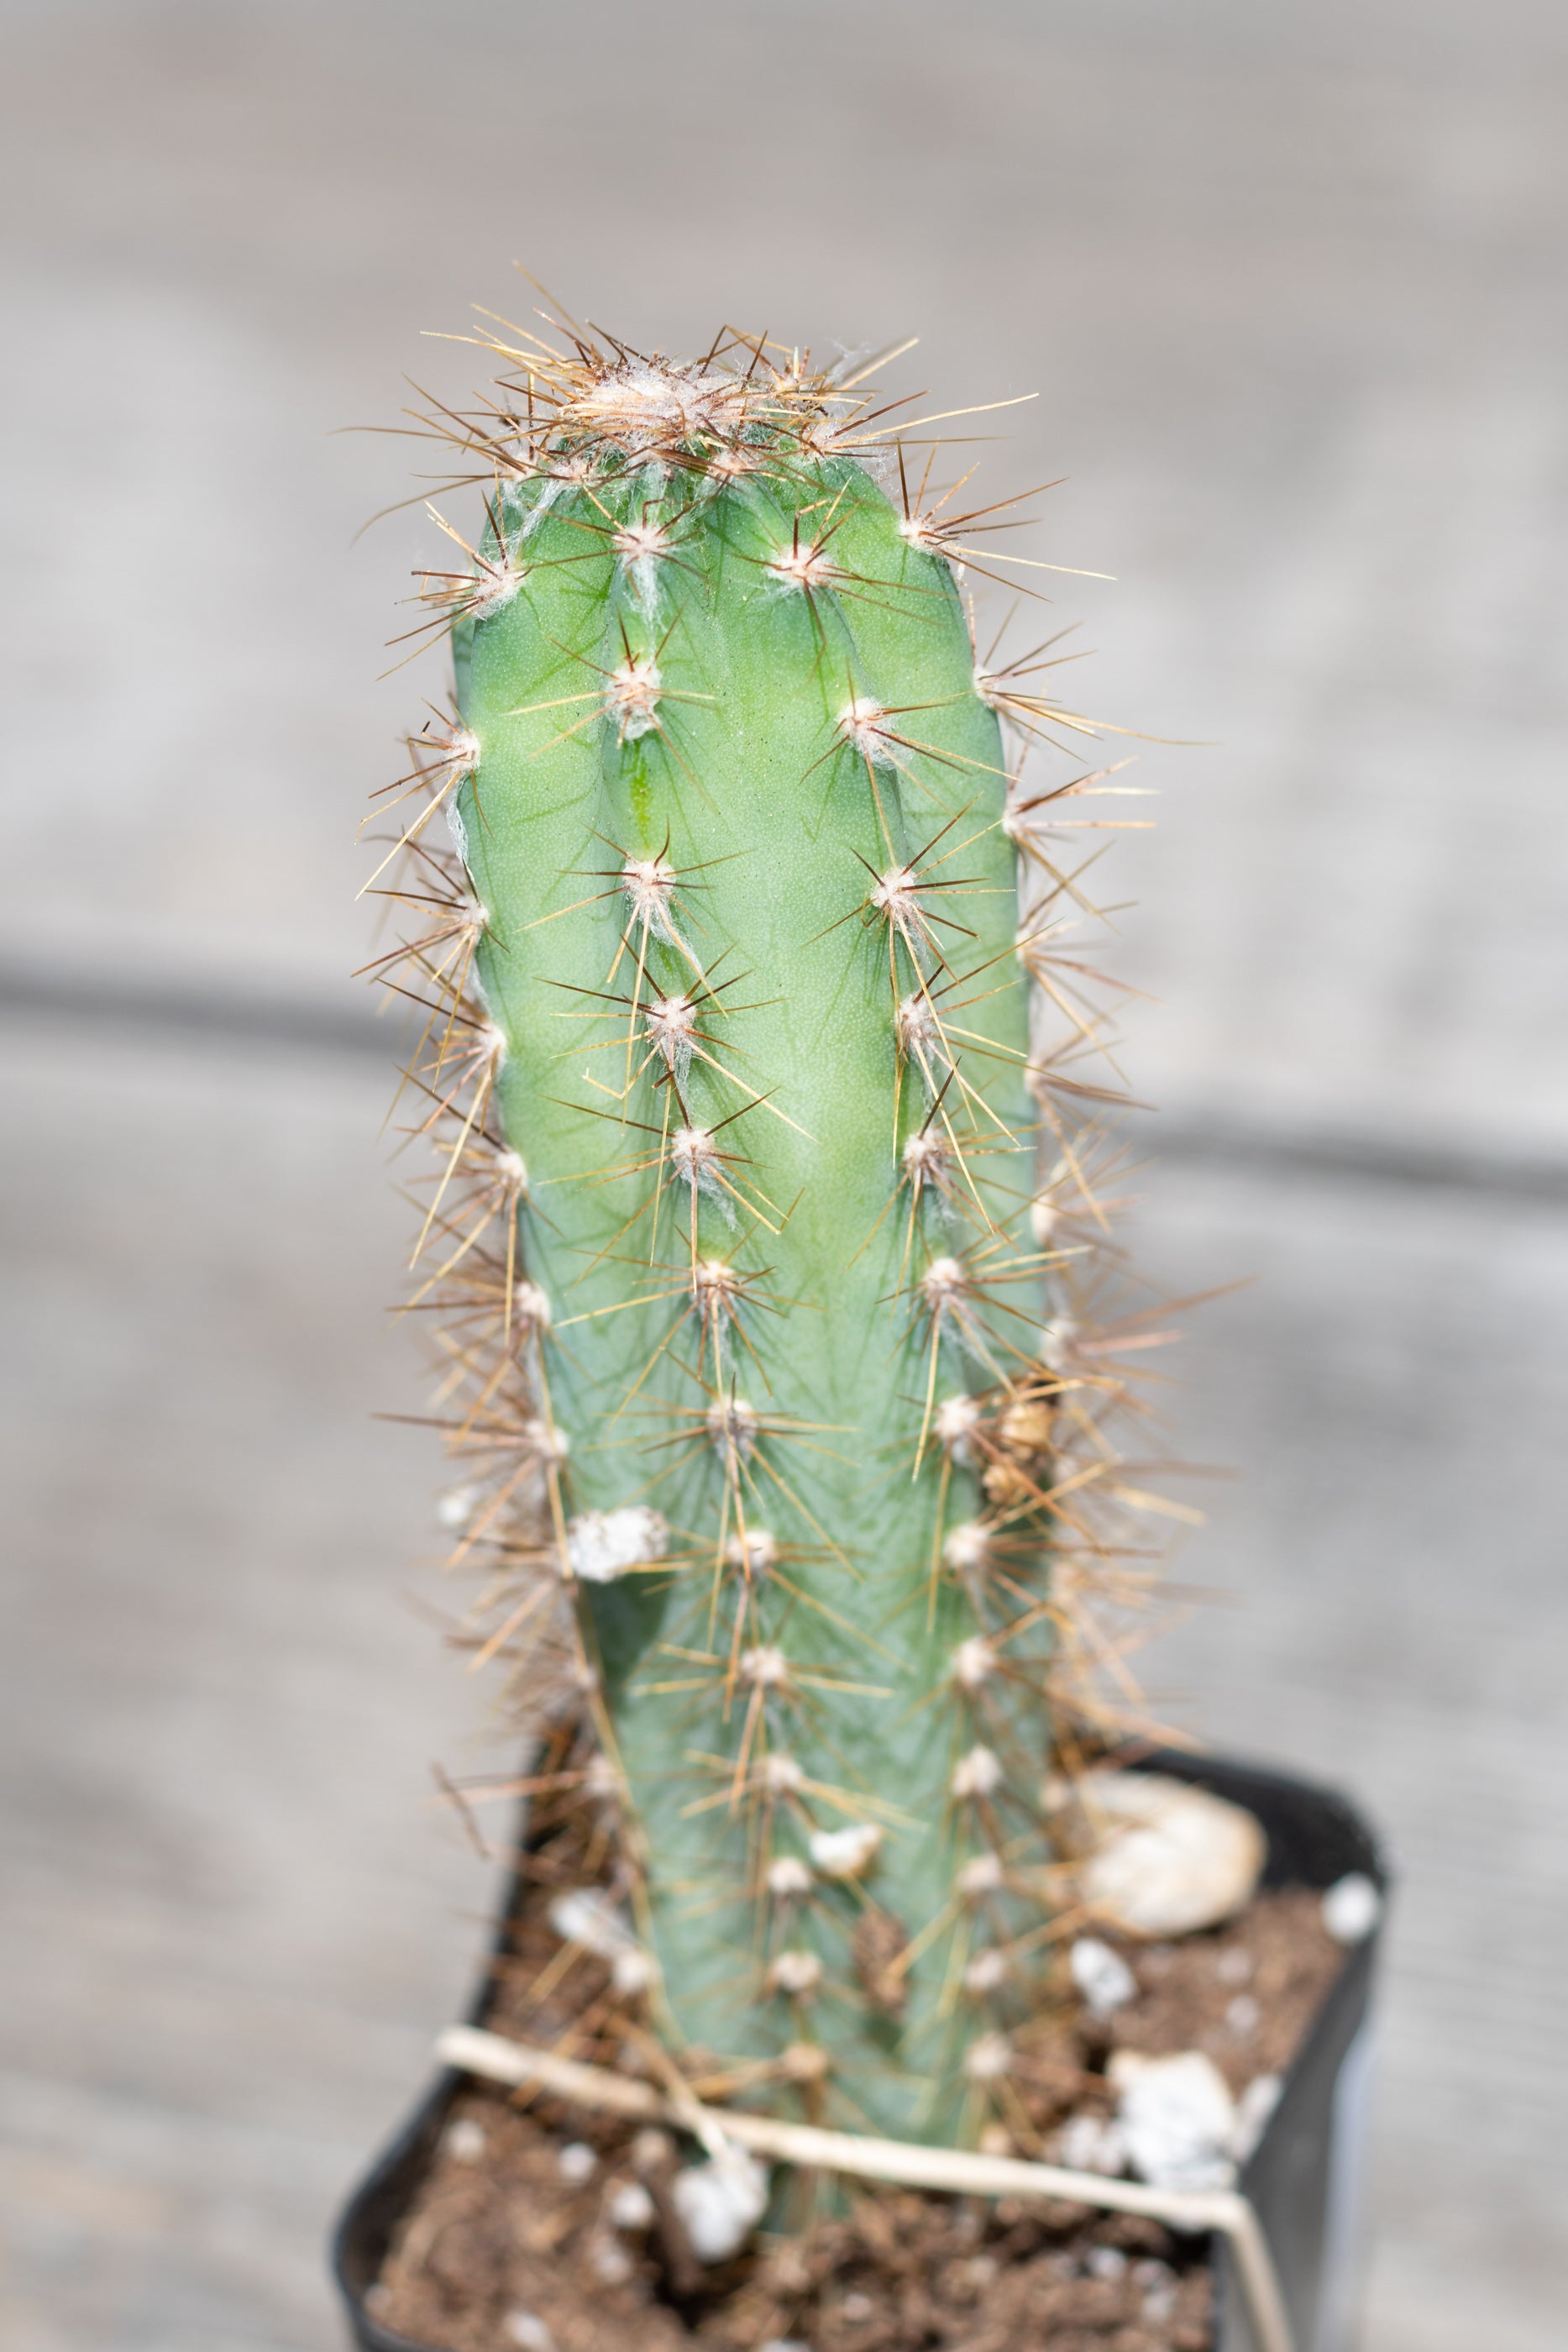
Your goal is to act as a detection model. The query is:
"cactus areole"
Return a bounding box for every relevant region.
[373,315,1163,2150]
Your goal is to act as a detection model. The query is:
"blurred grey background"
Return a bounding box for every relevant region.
[2,2,1565,2347]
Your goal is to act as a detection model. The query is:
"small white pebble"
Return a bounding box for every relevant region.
[612,1947,655,1996]
[1143,2286,1177,2325]
[608,2180,656,2232]
[1070,1935,1138,2019]
[839,2293,873,2323]
[1086,2246,1128,2281]
[442,2117,486,2164]
[1131,2258,1174,2290]
[504,2316,557,2352]
[1230,2072,1283,2163]
[1055,2113,1129,2176]
[1215,1946,1254,1986]
[1109,2049,1239,2192]
[631,2127,675,2174]
[590,2235,634,2286]
[548,1887,636,1962]
[671,2147,770,2265]
[1321,1872,1382,1944]
[1225,1992,1261,2039]
[1078,1772,1266,1940]
[760,2340,814,2352]
[557,2140,597,2185]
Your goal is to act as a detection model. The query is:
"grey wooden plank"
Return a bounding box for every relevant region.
[0,1021,495,2352]
[1129,1163,1568,2351]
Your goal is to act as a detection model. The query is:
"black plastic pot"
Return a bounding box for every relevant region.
[332,1750,1387,2352]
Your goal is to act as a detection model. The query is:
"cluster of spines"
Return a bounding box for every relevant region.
[363,298,1186,2148]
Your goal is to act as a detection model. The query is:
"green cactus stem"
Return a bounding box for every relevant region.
[370,318,1162,2151]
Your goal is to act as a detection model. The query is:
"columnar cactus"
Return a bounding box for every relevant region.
[371,313,1163,2153]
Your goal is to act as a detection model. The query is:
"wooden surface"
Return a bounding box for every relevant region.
[2,3,1565,2347]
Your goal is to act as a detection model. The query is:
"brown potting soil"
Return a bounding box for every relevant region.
[370,1807,1344,2352]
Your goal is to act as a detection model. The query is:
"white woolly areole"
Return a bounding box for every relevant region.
[936,1392,983,1465]
[707,1396,758,1462]
[525,1416,569,1465]
[621,853,680,937]
[964,1947,1007,1993]
[766,1855,812,1898]
[1030,1193,1062,1244]
[943,1520,990,1574]
[1038,1315,1078,1372]
[897,991,939,1053]
[921,1257,968,1315]
[566,1505,669,1586]
[428,722,480,776]
[901,1129,948,1189]
[952,1746,1004,1800]
[760,1752,804,1793]
[604,656,662,743]
[568,365,749,450]
[725,1526,779,1578]
[644,990,697,1063]
[670,2148,770,2266]
[510,1278,550,1329]
[897,511,946,555]
[964,2031,1013,2082]
[873,864,920,921]
[837,696,890,762]
[766,540,836,591]
[958,1851,1004,1898]
[952,1635,996,1692]
[693,1257,743,1323]
[467,556,524,620]
[808,1822,882,1880]
[670,1126,720,1191]
[492,1146,529,1194]
[613,517,670,559]
[740,1645,790,1689]
[768,1949,822,1996]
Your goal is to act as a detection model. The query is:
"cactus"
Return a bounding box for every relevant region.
[370,311,1166,2154]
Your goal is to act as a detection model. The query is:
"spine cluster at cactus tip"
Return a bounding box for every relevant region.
[365,305,1173,2148]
